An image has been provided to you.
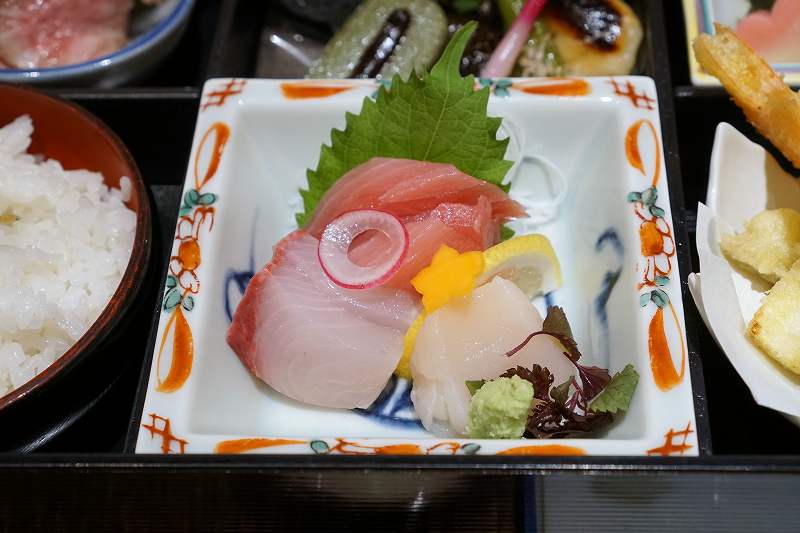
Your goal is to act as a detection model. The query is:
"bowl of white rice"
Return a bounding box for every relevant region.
[0,84,151,417]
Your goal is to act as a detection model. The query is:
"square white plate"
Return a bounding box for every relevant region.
[135,76,697,456]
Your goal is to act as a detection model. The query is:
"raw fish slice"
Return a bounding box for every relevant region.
[348,196,495,290]
[227,231,420,409]
[0,0,133,69]
[404,195,498,249]
[410,277,576,435]
[305,157,525,236]
[735,0,800,63]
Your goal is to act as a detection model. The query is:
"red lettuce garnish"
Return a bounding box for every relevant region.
[499,307,636,439]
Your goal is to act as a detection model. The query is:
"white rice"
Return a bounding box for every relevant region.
[0,115,136,396]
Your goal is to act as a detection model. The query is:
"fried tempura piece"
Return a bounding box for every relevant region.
[748,262,800,376]
[721,208,800,285]
[693,23,800,168]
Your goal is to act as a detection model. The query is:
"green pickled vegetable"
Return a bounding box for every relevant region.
[307,0,448,80]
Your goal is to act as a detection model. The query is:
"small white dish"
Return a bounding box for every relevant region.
[0,0,195,87]
[135,76,697,456]
[689,122,800,421]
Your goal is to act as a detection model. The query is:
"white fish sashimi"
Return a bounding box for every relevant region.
[227,231,420,409]
[410,277,576,436]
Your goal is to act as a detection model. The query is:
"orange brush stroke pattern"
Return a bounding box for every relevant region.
[215,438,307,454]
[513,78,591,96]
[609,78,656,110]
[625,121,645,175]
[281,82,353,100]
[141,413,188,454]
[647,422,693,456]
[496,444,586,456]
[194,122,230,190]
[329,439,423,455]
[648,302,686,392]
[625,119,661,187]
[326,439,464,455]
[373,444,424,455]
[639,220,664,257]
[156,305,194,393]
[202,79,246,111]
[156,121,227,394]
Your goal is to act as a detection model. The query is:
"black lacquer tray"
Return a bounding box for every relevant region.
[2,1,800,530]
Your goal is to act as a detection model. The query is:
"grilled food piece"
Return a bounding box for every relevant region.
[541,0,642,76]
[497,0,642,77]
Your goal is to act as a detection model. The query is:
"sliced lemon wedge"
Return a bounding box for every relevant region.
[476,234,562,297]
[395,312,427,380]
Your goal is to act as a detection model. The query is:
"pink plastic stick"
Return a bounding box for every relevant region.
[480,0,548,78]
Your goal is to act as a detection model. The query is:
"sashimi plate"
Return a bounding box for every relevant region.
[134,77,698,456]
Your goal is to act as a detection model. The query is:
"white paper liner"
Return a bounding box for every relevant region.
[691,204,800,418]
[689,122,800,424]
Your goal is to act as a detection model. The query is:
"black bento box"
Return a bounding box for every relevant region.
[2,1,800,530]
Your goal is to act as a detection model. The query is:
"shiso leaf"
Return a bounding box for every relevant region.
[588,364,640,414]
[296,21,513,226]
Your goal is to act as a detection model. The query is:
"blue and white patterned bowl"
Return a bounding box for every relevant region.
[0,0,194,87]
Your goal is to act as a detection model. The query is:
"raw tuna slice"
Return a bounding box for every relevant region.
[410,277,576,436]
[348,196,496,290]
[307,157,525,290]
[0,0,133,69]
[305,157,525,235]
[227,231,420,409]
